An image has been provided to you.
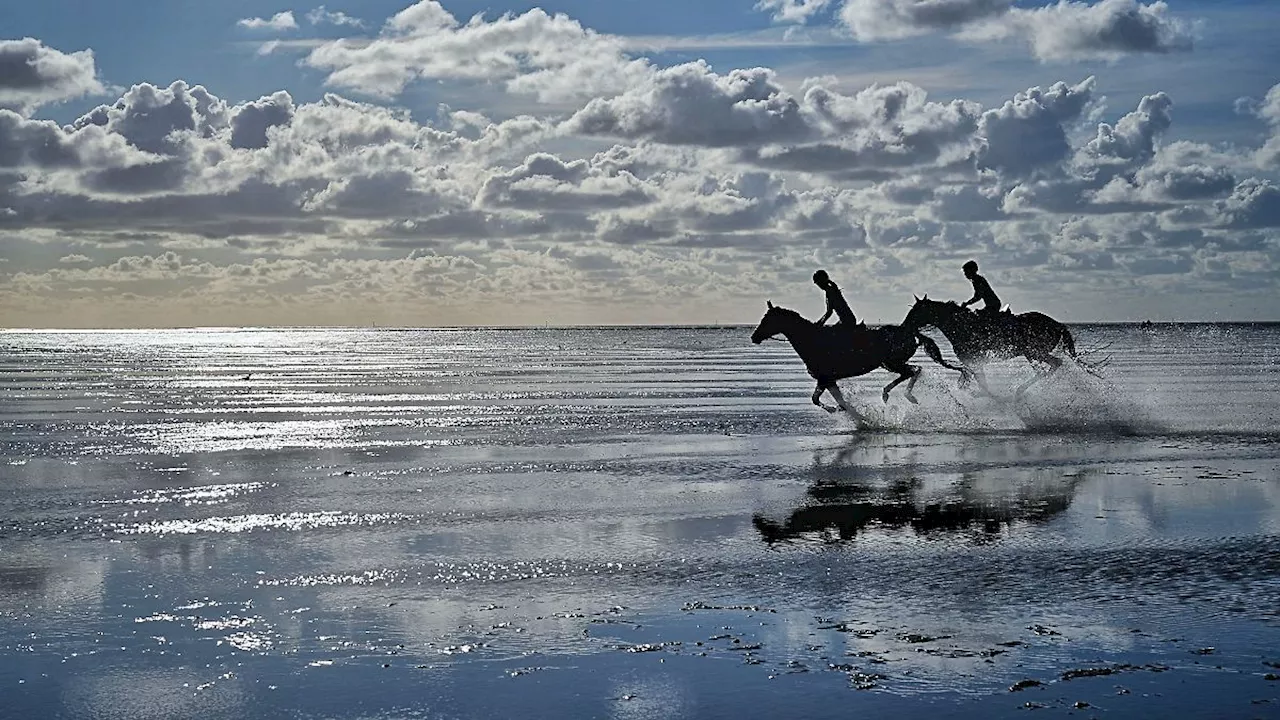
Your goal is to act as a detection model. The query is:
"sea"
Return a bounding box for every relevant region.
[2,324,1279,719]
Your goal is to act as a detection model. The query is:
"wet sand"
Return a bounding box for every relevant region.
[2,325,1279,718]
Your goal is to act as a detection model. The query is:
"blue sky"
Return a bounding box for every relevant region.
[2,0,1279,326]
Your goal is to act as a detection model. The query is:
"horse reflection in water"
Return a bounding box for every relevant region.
[753,435,1090,546]
[750,302,966,418]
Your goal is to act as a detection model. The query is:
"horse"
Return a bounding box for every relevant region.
[750,301,966,418]
[901,296,1078,399]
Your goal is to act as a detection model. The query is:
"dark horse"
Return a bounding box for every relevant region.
[902,296,1078,399]
[751,302,966,419]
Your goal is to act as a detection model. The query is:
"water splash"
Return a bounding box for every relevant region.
[837,363,1162,436]
[1013,363,1161,435]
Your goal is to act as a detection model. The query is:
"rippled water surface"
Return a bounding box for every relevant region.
[2,325,1279,719]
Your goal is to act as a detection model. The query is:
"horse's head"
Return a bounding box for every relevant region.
[751,300,799,344]
[905,294,966,330]
[904,293,938,329]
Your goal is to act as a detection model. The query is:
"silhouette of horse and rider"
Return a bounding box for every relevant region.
[751,261,1079,413]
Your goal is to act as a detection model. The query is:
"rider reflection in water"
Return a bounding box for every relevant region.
[812,270,859,330]
[961,260,1002,319]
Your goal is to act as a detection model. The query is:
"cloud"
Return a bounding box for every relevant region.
[756,0,833,24]
[563,62,808,147]
[1,108,148,170]
[1079,91,1172,168]
[1124,253,1193,275]
[3,15,1278,326]
[230,91,295,149]
[566,67,983,181]
[977,77,1096,177]
[306,6,365,28]
[237,11,299,31]
[1096,157,1235,205]
[970,0,1196,62]
[1241,83,1280,168]
[839,0,1011,41]
[837,0,1195,63]
[304,1,651,103]
[1213,179,1280,229]
[0,38,106,114]
[1256,83,1280,126]
[750,82,981,176]
[477,152,653,211]
[72,80,230,155]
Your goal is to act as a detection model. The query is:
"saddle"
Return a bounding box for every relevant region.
[972,306,1016,335]
[817,321,872,352]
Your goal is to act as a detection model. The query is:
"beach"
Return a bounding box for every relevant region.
[2,324,1279,719]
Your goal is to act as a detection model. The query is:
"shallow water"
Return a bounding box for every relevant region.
[2,324,1279,719]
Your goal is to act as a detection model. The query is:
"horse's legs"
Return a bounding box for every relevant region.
[811,382,837,413]
[825,383,866,423]
[1014,354,1064,399]
[968,364,997,398]
[904,364,923,403]
[881,361,920,404]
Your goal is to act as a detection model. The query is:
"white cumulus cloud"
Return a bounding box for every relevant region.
[0,38,106,114]
[237,11,299,31]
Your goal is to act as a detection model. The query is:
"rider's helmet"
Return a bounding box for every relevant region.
[812,269,830,285]
[962,260,978,275]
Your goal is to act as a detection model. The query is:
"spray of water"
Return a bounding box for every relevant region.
[837,362,1163,436]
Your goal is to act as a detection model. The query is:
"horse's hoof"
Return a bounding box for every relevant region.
[906,395,919,405]
[881,391,890,404]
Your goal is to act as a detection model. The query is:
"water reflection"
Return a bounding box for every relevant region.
[754,434,1089,546]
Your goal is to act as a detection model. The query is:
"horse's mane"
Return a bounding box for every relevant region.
[772,305,806,320]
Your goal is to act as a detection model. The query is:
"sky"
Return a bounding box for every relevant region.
[2,0,1279,327]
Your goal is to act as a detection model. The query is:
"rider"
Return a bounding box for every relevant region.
[813,270,859,330]
[960,260,1002,319]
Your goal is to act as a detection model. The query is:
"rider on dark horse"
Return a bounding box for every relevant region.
[813,270,862,341]
[960,261,1005,323]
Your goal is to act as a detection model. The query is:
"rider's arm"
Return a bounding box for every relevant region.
[962,285,979,307]
[817,296,833,325]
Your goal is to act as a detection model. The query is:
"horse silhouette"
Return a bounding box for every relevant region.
[752,474,1082,546]
[750,301,966,418]
[902,296,1077,399]
[753,438,1088,546]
